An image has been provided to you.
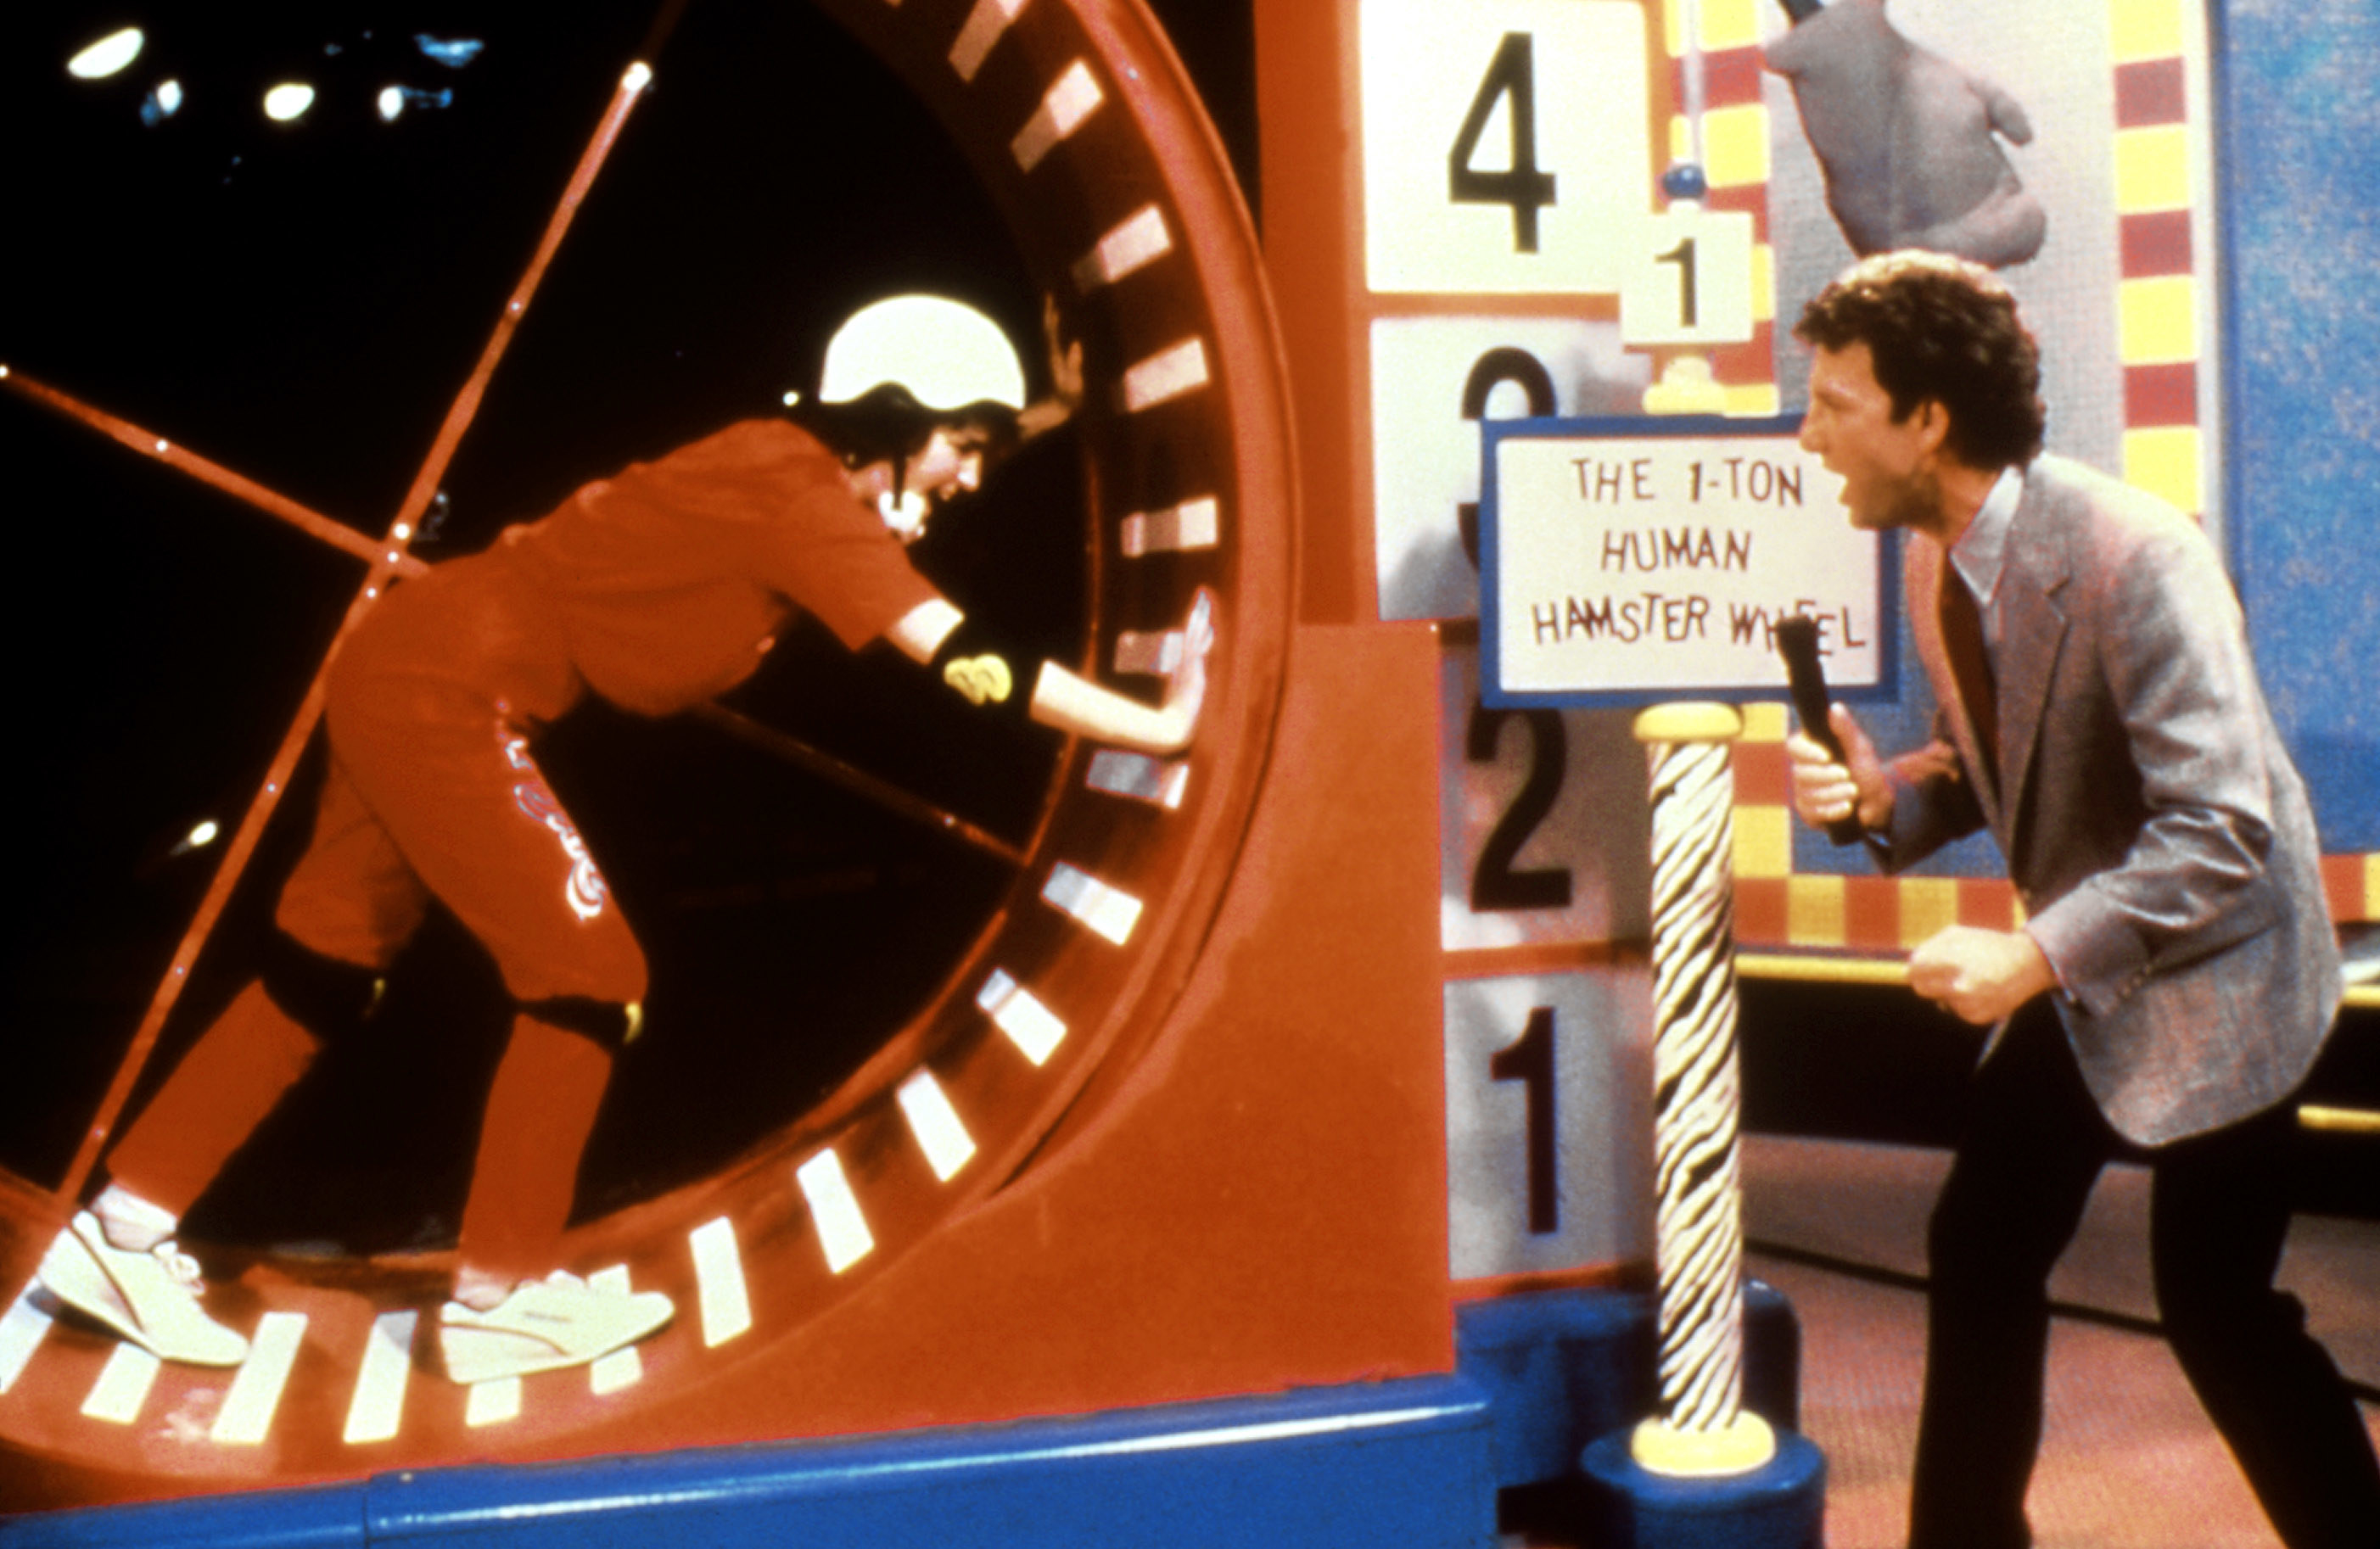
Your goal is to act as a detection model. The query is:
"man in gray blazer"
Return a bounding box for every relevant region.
[1785,251,2378,1549]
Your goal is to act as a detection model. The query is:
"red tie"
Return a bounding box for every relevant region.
[1939,563,1999,788]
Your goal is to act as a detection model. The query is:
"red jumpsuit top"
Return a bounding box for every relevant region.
[486,417,943,719]
[288,417,939,1001]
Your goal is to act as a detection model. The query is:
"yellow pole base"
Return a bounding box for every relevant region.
[1630,1410,1778,1478]
[1631,702,1744,745]
[1643,354,1730,416]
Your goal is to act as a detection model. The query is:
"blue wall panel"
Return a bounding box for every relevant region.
[2218,0,2380,851]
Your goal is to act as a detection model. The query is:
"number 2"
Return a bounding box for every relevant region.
[1448,32,1556,254]
[1467,704,1572,912]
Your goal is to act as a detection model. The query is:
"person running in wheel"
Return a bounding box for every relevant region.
[36,294,1216,1386]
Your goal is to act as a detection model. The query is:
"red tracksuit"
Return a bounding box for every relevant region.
[110,420,938,1277]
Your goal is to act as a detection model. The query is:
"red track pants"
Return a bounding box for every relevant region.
[109,557,646,1278]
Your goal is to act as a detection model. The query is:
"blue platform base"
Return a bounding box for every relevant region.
[1578,1429,1826,1549]
[1453,1280,1815,1544]
[0,1376,1495,1549]
[4,1282,1819,1547]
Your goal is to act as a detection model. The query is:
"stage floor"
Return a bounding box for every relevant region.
[1742,1132,2380,1549]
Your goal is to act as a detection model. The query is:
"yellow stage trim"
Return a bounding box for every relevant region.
[1669,109,1770,189]
[2114,125,2192,215]
[1897,877,1962,949]
[1739,700,1787,742]
[1701,0,1766,53]
[2108,0,2187,64]
[2123,426,2204,517]
[1645,355,1731,415]
[1786,874,1847,947]
[1734,805,1791,881]
[1723,382,1782,418]
[2118,275,2198,365]
[1701,103,1771,188]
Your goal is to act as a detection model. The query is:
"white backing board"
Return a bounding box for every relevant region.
[1481,415,1896,706]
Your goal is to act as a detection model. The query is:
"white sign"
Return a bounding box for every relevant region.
[1358,0,1654,295]
[1481,417,1895,704]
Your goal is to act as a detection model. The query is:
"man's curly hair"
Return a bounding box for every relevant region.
[1795,251,2047,470]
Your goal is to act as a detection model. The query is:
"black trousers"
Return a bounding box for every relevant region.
[1906,998,2380,1549]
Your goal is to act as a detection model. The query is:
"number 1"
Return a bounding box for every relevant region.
[1490,1006,1558,1234]
[1655,237,1699,327]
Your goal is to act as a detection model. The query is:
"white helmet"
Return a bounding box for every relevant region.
[817,294,1027,411]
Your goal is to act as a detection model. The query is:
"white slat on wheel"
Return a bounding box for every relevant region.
[0,1284,52,1395]
[587,1266,644,1395]
[343,1309,417,1445]
[690,1216,753,1348]
[465,1376,521,1428]
[796,1151,875,1274]
[81,1343,160,1424]
[211,1311,306,1445]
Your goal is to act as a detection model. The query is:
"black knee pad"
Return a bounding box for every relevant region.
[518,995,643,1053]
[258,929,387,1040]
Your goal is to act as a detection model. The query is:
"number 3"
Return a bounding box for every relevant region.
[1456,346,1556,568]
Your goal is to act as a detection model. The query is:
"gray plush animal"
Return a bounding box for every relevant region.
[1765,0,2046,267]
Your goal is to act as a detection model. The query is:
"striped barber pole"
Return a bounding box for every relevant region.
[1628,704,1775,1474]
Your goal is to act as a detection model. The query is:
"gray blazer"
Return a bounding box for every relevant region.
[1877,455,2340,1146]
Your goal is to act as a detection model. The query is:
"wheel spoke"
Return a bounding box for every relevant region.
[689,704,1028,868]
[0,367,426,576]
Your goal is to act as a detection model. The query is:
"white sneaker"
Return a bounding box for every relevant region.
[440,1270,673,1384]
[36,1212,250,1367]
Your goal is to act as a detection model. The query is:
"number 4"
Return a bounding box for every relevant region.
[1448,32,1557,254]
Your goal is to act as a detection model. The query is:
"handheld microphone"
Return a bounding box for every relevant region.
[1774,614,1863,845]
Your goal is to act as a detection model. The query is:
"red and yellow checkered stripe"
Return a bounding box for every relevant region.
[1730,703,2025,952]
[1733,698,2380,952]
[2110,0,2209,517]
[1662,0,1778,417]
